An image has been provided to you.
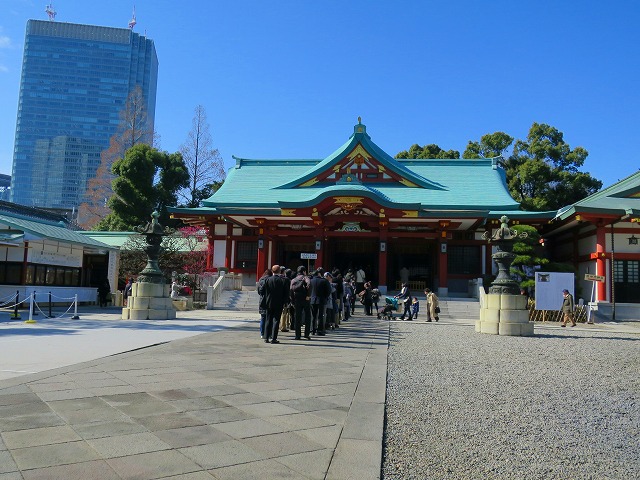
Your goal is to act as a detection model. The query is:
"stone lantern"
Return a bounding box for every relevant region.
[122,211,177,320]
[476,216,533,336]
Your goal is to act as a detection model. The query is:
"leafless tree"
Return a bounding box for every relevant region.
[179,105,225,208]
[78,86,156,229]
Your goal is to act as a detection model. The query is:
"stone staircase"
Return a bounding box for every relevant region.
[210,289,481,319]
[211,288,260,312]
[429,297,480,320]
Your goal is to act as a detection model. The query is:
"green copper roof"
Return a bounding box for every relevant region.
[201,123,522,214]
[555,170,640,220]
[0,214,114,249]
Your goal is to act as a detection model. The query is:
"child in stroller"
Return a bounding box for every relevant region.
[377,296,399,320]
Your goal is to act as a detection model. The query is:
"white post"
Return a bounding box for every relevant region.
[72,294,79,319]
[587,281,596,324]
[25,292,36,324]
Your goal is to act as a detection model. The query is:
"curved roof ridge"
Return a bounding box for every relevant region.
[273,122,445,191]
[278,183,421,210]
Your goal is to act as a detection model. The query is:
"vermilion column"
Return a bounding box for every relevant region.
[314,226,323,269]
[595,225,606,301]
[378,226,388,290]
[438,236,448,294]
[256,237,267,278]
[225,223,233,269]
[206,231,214,270]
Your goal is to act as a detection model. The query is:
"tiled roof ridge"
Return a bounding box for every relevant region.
[0,200,72,226]
[574,170,640,205]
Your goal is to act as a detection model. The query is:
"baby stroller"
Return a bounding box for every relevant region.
[377,296,399,320]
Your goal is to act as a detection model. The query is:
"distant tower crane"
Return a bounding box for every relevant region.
[128,6,137,29]
[45,3,56,21]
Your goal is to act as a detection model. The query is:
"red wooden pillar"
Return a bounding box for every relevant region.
[224,223,233,270]
[256,237,267,278]
[314,225,324,269]
[378,225,388,290]
[438,235,448,295]
[205,230,214,270]
[595,225,607,301]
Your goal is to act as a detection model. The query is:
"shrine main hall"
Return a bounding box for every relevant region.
[170,120,555,296]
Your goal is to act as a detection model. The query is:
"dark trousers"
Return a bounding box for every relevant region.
[364,301,373,315]
[400,301,412,320]
[259,312,266,336]
[265,307,283,341]
[294,302,312,338]
[312,303,325,333]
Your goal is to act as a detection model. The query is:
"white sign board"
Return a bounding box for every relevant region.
[28,249,83,268]
[534,272,574,310]
[300,253,317,260]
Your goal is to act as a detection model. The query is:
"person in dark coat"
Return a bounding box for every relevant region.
[290,265,312,339]
[262,264,289,343]
[97,278,111,307]
[309,268,331,335]
[256,269,272,338]
[395,282,413,320]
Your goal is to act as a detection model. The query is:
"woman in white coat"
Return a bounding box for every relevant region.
[424,288,439,322]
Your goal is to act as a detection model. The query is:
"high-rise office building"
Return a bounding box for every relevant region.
[10,20,158,209]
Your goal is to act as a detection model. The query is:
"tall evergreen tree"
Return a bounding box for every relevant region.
[95,144,189,231]
[396,143,460,159]
[503,123,602,211]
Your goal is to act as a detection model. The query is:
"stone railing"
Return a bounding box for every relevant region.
[394,280,426,292]
[206,272,243,309]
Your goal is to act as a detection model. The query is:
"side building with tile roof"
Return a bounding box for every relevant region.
[543,170,640,318]
[0,201,116,304]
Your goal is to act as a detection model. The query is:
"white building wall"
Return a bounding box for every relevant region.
[213,240,226,268]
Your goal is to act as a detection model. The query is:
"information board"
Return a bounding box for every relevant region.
[534,272,575,310]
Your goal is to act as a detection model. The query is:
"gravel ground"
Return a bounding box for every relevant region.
[382,321,639,480]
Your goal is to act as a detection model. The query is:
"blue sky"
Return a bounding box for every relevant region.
[0,0,638,189]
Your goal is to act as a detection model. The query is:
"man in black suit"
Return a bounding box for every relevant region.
[290,265,312,340]
[263,264,289,344]
[309,267,331,336]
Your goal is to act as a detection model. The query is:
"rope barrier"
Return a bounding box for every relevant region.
[33,299,75,319]
[0,294,21,310]
[19,292,80,323]
[46,293,78,301]
[0,291,18,306]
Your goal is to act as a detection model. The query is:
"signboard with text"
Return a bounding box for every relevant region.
[584,273,605,282]
[300,253,317,260]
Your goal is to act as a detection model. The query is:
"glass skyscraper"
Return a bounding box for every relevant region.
[10,20,158,209]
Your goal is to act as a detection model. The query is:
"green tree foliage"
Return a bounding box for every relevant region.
[502,123,602,211]
[95,144,189,231]
[396,143,460,159]
[509,224,547,291]
[118,233,187,287]
[401,123,603,212]
[463,132,514,159]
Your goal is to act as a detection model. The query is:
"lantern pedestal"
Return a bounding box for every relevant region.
[122,282,176,320]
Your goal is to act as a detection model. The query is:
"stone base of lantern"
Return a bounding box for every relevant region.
[475,293,534,336]
[122,282,176,320]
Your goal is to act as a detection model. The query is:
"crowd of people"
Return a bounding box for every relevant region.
[256,264,441,344]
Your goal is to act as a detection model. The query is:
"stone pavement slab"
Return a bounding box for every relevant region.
[0,309,388,479]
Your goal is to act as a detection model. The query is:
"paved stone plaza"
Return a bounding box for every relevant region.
[0,308,386,479]
[0,305,638,479]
